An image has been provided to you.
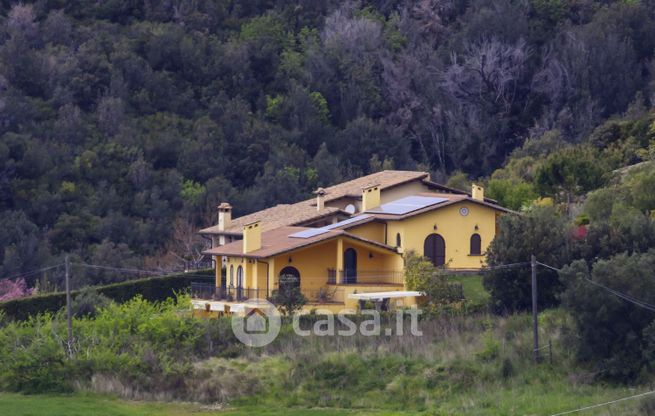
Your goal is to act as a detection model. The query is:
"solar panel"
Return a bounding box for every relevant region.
[323,214,371,230]
[366,196,448,215]
[289,228,330,239]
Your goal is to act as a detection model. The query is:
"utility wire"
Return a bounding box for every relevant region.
[72,262,214,280]
[72,262,170,276]
[536,261,655,313]
[550,389,655,415]
[441,261,530,275]
[0,263,64,281]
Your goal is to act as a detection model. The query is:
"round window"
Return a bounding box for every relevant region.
[459,207,469,216]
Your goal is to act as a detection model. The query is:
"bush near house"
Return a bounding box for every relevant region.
[0,271,212,321]
[561,250,655,382]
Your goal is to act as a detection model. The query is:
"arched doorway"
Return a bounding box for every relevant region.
[279,266,301,291]
[236,266,243,299]
[424,234,446,267]
[344,248,357,283]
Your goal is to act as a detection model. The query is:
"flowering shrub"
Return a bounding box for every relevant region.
[0,278,32,302]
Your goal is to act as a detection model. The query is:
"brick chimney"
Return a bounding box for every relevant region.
[243,221,262,253]
[362,184,380,211]
[472,184,484,201]
[314,187,327,211]
[217,202,232,231]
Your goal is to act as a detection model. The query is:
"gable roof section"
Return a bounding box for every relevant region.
[203,226,398,259]
[327,193,514,231]
[199,170,433,236]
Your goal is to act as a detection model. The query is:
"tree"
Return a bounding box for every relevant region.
[404,251,463,307]
[561,250,655,382]
[486,178,537,211]
[0,278,32,302]
[483,207,570,312]
[270,274,307,316]
[534,147,607,202]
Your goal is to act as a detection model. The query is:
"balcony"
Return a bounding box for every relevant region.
[190,282,345,304]
[190,283,272,302]
[326,269,404,285]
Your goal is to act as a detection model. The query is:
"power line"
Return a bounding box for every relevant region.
[72,262,170,276]
[0,263,64,281]
[536,261,655,313]
[72,262,214,280]
[550,389,655,415]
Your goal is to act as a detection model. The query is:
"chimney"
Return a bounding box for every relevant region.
[472,184,484,201]
[217,202,232,231]
[243,221,262,253]
[314,187,327,211]
[362,184,380,211]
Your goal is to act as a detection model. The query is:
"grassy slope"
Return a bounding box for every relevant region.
[0,393,407,416]
[1,387,649,416]
[2,277,651,415]
[453,274,490,305]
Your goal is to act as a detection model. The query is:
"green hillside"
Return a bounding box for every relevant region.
[2,0,655,289]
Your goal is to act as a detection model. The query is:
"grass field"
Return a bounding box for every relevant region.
[2,386,652,416]
[452,274,490,305]
[0,393,410,416]
[2,279,653,416]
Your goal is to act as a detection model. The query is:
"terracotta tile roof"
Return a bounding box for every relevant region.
[319,170,429,201]
[199,170,434,236]
[202,226,398,259]
[199,204,345,235]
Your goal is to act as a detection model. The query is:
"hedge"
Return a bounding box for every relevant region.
[0,270,214,321]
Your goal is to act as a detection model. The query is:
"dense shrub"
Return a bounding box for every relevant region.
[484,207,571,312]
[0,272,211,321]
[561,250,655,382]
[0,295,218,395]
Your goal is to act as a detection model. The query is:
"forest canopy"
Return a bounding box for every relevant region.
[2,0,655,287]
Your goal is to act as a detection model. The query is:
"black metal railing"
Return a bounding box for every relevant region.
[325,270,404,285]
[191,282,347,304]
[190,283,272,301]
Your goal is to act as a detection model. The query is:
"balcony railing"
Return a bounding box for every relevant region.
[191,282,345,304]
[326,269,404,285]
[190,283,272,302]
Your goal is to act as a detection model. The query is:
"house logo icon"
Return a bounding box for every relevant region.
[231,298,280,347]
[245,308,268,334]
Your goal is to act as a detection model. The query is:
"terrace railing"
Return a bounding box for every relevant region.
[325,269,405,285]
[191,282,346,304]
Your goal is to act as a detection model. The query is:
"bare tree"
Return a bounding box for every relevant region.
[168,216,210,271]
[442,38,530,111]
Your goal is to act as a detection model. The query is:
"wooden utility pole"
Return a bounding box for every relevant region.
[531,254,539,363]
[65,255,73,355]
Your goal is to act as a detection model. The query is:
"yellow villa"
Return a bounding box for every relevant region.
[194,171,511,314]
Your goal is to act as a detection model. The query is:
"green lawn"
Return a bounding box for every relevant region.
[452,274,490,305]
[0,393,408,416]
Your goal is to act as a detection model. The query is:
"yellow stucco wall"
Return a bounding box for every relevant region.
[386,201,498,269]
[269,238,401,296]
[345,221,386,244]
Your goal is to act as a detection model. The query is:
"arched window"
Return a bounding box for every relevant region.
[236,266,244,300]
[236,266,243,288]
[229,265,234,286]
[344,203,356,214]
[279,266,301,290]
[424,234,446,266]
[470,233,482,255]
[396,233,402,248]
